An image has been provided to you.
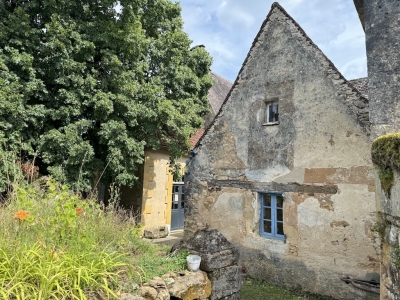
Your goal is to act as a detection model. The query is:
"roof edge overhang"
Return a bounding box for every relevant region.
[353,0,365,31]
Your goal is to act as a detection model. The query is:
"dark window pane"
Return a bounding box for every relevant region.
[264,208,271,220]
[277,222,284,235]
[269,105,274,122]
[263,194,271,207]
[277,209,283,221]
[263,221,272,233]
[276,195,283,208]
[270,103,278,122]
[181,201,184,208]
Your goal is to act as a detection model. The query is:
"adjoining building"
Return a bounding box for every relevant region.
[109,72,232,232]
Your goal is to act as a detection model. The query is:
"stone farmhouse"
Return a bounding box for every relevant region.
[184,3,381,299]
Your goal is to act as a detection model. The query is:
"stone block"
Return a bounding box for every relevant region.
[208,265,242,300]
[144,226,169,239]
[197,249,239,272]
[166,270,211,300]
[183,228,239,271]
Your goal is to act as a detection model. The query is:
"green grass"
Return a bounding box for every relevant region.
[0,178,187,299]
[240,279,332,300]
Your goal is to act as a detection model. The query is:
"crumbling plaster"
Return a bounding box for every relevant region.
[185,5,379,300]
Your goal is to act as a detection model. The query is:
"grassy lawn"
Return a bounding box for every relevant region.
[241,278,330,300]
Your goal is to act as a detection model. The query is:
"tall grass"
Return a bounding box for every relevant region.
[0,178,187,299]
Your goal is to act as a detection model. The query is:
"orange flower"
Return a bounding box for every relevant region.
[13,210,30,220]
[76,208,83,215]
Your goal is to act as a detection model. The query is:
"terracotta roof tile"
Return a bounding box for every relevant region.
[190,129,205,149]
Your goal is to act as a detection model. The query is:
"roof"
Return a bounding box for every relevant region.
[349,77,368,99]
[208,72,233,115]
[190,129,205,149]
[189,72,232,149]
[194,2,370,148]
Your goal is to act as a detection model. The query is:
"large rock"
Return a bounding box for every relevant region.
[208,266,242,300]
[183,228,239,271]
[165,271,212,300]
[144,226,169,239]
[140,277,169,300]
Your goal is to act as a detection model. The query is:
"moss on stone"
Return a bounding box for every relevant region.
[372,132,400,170]
[371,132,400,197]
[378,167,394,197]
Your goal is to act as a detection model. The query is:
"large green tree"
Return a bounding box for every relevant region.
[0,0,212,191]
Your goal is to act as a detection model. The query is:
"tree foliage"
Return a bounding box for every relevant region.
[0,0,213,191]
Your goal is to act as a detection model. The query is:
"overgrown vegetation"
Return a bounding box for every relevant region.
[371,132,400,197]
[371,212,387,244]
[377,167,394,197]
[0,178,187,299]
[392,246,400,267]
[0,0,213,192]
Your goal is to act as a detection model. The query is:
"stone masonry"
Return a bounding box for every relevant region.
[185,3,379,299]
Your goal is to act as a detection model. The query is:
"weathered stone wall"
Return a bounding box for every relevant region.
[185,4,379,300]
[375,170,400,300]
[361,1,400,299]
[364,0,400,139]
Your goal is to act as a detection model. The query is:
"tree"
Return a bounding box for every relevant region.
[0,0,213,192]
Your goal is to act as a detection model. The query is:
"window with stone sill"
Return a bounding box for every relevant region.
[259,193,285,240]
[263,100,279,125]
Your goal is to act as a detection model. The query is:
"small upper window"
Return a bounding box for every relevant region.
[265,101,279,124]
[259,193,284,240]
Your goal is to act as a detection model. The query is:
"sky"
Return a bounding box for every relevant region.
[177,0,367,82]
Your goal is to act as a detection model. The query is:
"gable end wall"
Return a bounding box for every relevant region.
[185,5,379,300]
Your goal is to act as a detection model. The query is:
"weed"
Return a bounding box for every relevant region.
[377,167,394,198]
[392,246,400,267]
[0,178,187,298]
[371,212,388,244]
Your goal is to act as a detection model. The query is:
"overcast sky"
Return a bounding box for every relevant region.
[177,0,367,82]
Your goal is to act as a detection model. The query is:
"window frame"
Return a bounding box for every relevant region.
[263,99,279,125]
[259,193,285,240]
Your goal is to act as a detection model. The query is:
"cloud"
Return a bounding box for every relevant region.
[177,0,367,81]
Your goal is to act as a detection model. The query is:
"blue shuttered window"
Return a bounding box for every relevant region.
[260,193,285,240]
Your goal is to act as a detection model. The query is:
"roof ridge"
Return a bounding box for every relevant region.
[211,71,233,84]
[195,2,369,149]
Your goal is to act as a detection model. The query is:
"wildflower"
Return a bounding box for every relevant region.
[13,210,30,220]
[76,208,83,215]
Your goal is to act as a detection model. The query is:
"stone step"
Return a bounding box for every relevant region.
[151,230,184,247]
